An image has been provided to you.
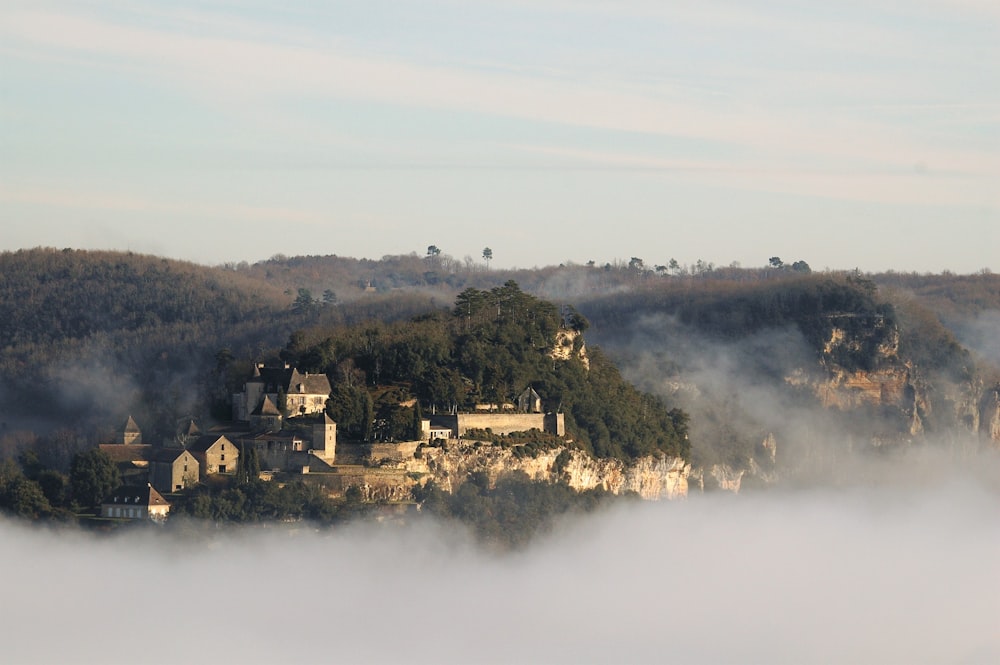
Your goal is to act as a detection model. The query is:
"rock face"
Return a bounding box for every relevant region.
[979,386,1000,444]
[411,442,689,500]
[788,325,982,439]
[549,329,590,370]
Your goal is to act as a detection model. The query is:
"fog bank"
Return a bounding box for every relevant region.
[2,479,997,664]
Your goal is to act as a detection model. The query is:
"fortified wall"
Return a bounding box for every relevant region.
[429,412,565,438]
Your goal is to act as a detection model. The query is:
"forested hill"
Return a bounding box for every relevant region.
[2,247,996,464]
[578,272,970,377]
[0,248,287,347]
[271,281,689,462]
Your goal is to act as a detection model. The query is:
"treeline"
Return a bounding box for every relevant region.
[0,248,287,347]
[582,273,911,373]
[268,281,689,461]
[0,249,448,440]
[0,447,121,520]
[414,471,629,549]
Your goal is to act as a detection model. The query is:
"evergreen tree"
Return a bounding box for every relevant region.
[68,449,120,509]
[235,443,261,486]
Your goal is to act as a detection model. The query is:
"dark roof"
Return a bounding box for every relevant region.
[186,434,231,453]
[252,395,282,416]
[240,431,300,443]
[102,484,170,508]
[99,444,153,464]
[177,418,200,437]
[287,369,332,395]
[248,366,331,396]
[148,447,194,464]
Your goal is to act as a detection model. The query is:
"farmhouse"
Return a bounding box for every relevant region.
[101,484,170,521]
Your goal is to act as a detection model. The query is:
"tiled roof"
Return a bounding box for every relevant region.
[102,484,170,508]
[252,395,282,416]
[147,447,193,464]
[248,366,331,396]
[99,444,153,463]
[186,434,231,453]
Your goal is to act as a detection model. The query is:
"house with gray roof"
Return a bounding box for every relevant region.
[232,363,332,421]
[101,484,170,521]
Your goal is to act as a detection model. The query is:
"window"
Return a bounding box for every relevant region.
[221,454,225,461]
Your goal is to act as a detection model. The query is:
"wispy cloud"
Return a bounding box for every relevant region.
[3,4,996,186]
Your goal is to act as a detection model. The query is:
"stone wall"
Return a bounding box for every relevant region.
[430,413,564,438]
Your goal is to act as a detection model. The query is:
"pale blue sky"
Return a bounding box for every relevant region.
[2,0,997,271]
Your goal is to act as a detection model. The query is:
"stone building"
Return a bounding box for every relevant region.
[232,363,332,421]
[187,434,238,475]
[517,387,542,413]
[234,412,336,471]
[120,415,142,445]
[101,484,170,520]
[99,444,154,485]
[149,448,199,493]
[250,395,283,433]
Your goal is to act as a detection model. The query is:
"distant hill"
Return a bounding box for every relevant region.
[2,248,998,480]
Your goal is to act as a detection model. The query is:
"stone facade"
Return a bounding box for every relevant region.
[101,484,170,520]
[233,363,332,421]
[149,449,199,493]
[429,412,565,438]
[188,435,238,475]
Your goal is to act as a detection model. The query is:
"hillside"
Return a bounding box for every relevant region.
[0,249,438,438]
[275,281,689,462]
[2,248,998,486]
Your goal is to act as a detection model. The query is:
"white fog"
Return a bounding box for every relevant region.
[3,466,997,665]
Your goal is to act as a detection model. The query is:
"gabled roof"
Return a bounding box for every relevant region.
[249,365,331,396]
[239,431,301,445]
[187,434,232,453]
[253,395,282,417]
[148,447,195,464]
[99,444,153,464]
[123,415,141,433]
[102,484,170,508]
[177,418,200,437]
[520,386,541,399]
[287,369,332,395]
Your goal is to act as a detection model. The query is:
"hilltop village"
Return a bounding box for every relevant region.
[0,280,691,525]
[97,362,580,521]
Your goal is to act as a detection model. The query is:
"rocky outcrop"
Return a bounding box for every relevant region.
[979,386,1000,444]
[550,330,590,370]
[408,442,688,500]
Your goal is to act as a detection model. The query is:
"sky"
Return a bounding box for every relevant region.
[1,0,998,272]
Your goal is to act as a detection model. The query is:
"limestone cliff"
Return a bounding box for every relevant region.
[979,386,1000,444]
[550,329,590,370]
[396,442,689,500]
[787,324,981,439]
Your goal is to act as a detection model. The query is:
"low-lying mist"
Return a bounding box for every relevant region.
[3,456,997,665]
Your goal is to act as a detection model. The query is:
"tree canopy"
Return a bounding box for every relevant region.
[282,281,689,459]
